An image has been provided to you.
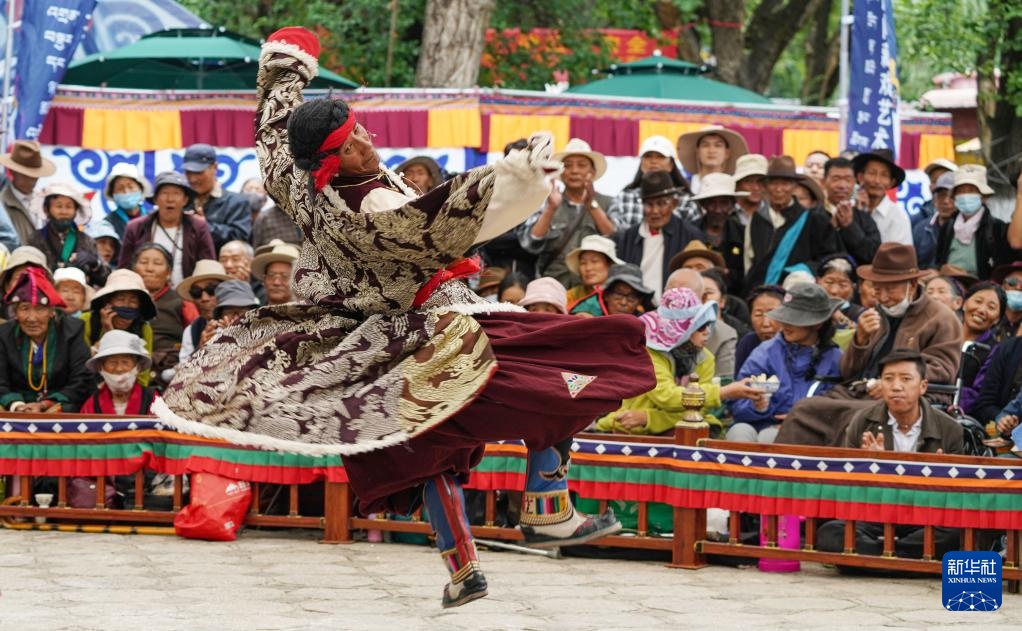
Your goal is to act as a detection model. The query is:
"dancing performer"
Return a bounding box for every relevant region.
[153,27,655,608]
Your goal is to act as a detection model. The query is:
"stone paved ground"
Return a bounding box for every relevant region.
[0,529,1017,630]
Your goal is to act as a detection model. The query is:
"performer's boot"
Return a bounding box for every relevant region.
[422,474,488,608]
[519,440,621,548]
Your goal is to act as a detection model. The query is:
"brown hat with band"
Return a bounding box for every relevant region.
[764,155,800,180]
[668,240,726,273]
[856,243,927,283]
[0,140,56,178]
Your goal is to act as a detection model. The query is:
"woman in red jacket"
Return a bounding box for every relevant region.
[80,330,159,415]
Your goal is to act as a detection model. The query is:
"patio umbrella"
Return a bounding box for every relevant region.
[62,28,358,91]
[568,54,770,105]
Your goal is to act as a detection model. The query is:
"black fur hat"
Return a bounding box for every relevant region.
[286,98,351,172]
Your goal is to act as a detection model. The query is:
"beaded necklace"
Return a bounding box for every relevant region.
[25,337,47,393]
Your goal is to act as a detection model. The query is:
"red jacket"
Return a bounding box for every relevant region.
[80,383,159,415]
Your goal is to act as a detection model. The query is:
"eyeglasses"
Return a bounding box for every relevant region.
[188,283,220,299]
[264,272,290,282]
[605,291,640,305]
[1004,277,1022,289]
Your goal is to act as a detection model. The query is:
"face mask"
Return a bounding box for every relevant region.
[112,306,141,321]
[51,218,75,232]
[879,284,913,318]
[113,191,144,211]
[954,194,983,216]
[100,367,139,394]
[1006,290,1022,312]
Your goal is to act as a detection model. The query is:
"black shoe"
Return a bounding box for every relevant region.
[520,508,622,549]
[441,570,489,608]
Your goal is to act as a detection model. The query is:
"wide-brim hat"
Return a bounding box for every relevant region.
[104,162,154,199]
[176,259,232,301]
[923,158,957,177]
[213,279,260,318]
[639,170,684,201]
[676,126,749,174]
[565,235,623,275]
[53,267,95,303]
[0,140,56,178]
[90,269,157,320]
[691,172,749,201]
[148,171,197,204]
[477,266,508,293]
[86,219,121,243]
[937,263,979,289]
[85,329,152,372]
[518,277,568,314]
[952,164,994,196]
[639,286,719,352]
[668,240,726,273]
[33,181,91,226]
[992,261,1022,286]
[764,155,800,180]
[251,242,299,281]
[553,138,607,180]
[603,263,654,298]
[766,282,842,327]
[795,174,825,205]
[395,156,443,187]
[852,149,906,188]
[856,242,927,283]
[733,153,768,183]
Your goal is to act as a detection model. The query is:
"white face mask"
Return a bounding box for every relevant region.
[879,283,913,318]
[100,368,139,394]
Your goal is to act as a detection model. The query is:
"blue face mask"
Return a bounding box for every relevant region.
[1006,290,1022,312]
[954,194,983,216]
[112,306,141,321]
[113,191,144,211]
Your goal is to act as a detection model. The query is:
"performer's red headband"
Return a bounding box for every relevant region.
[310,110,357,191]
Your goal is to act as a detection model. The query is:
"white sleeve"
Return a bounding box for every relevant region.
[473,142,558,245]
[179,324,195,363]
[893,207,914,245]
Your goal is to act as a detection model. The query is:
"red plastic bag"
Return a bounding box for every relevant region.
[173,473,252,541]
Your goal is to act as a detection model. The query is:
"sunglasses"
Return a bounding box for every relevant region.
[188,283,220,299]
[1005,277,1022,289]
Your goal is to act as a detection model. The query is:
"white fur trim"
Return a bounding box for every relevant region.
[381,165,418,197]
[260,41,319,76]
[151,397,411,456]
[428,302,527,316]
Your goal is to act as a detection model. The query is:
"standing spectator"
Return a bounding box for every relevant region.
[793,174,825,210]
[733,154,768,228]
[182,143,252,250]
[120,172,216,286]
[28,182,107,287]
[518,277,567,315]
[993,261,1022,338]
[803,150,830,185]
[936,164,1018,279]
[0,140,56,247]
[745,156,841,291]
[131,244,198,385]
[0,268,92,412]
[917,158,958,226]
[0,202,17,251]
[176,260,230,364]
[101,163,152,239]
[86,220,121,266]
[851,149,912,245]
[81,330,159,415]
[913,171,956,268]
[607,135,697,229]
[519,139,615,287]
[676,126,748,195]
[690,173,747,294]
[614,170,704,302]
[564,235,621,306]
[53,267,92,318]
[251,241,298,306]
[822,157,881,266]
[734,285,785,374]
[395,156,443,194]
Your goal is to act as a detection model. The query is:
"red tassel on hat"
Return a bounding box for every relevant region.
[3,266,66,309]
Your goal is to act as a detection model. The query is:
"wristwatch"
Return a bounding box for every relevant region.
[589,200,600,210]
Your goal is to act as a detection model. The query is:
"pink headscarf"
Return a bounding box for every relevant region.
[638,287,718,352]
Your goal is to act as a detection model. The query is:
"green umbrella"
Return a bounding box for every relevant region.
[568,54,770,104]
[62,28,358,91]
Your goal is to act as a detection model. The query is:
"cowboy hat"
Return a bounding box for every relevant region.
[856,243,927,283]
[795,174,825,206]
[668,240,726,273]
[764,155,800,180]
[104,162,154,200]
[176,259,232,301]
[90,269,158,320]
[639,171,684,202]
[251,242,300,281]
[0,140,56,178]
[553,138,607,180]
[766,282,842,327]
[923,158,957,177]
[676,126,749,175]
[952,164,994,196]
[691,172,749,201]
[565,235,623,275]
[33,181,91,226]
[852,149,906,188]
[732,154,768,183]
[86,329,152,373]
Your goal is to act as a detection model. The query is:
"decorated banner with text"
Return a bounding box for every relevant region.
[847,0,900,157]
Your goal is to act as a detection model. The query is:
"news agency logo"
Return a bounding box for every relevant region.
[942,551,1002,611]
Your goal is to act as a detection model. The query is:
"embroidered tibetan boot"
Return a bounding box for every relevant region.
[519,440,621,548]
[422,474,488,608]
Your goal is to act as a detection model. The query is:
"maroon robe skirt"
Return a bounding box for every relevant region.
[343,311,657,514]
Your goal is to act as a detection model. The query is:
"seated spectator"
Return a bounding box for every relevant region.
[132,243,198,385]
[996,381,1022,449]
[607,135,698,229]
[689,173,746,293]
[496,271,529,305]
[0,268,91,412]
[815,254,863,327]
[83,269,157,383]
[776,243,962,447]
[569,263,653,318]
[852,149,912,245]
[564,235,622,306]
[476,265,507,302]
[251,241,298,307]
[729,283,842,443]
[817,349,962,559]
[914,171,956,268]
[923,275,964,314]
[86,220,121,266]
[120,171,215,286]
[957,282,1006,414]
[518,277,567,315]
[396,156,443,194]
[615,170,704,302]
[734,285,785,373]
[28,182,107,287]
[0,245,49,300]
[700,268,742,379]
[992,261,1022,338]
[975,336,1022,426]
[177,260,231,364]
[676,126,748,195]
[101,163,152,239]
[793,174,824,211]
[732,154,768,228]
[822,157,881,265]
[937,165,1019,279]
[197,280,261,350]
[81,330,159,415]
[919,159,958,225]
[182,143,252,250]
[219,239,266,304]
[594,287,761,436]
[859,278,878,310]
[53,267,92,318]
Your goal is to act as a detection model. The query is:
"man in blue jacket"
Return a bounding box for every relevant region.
[182,144,252,252]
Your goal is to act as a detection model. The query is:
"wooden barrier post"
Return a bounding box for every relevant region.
[322,481,353,544]
[668,384,709,570]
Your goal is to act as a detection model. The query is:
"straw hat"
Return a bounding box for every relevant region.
[86,330,152,372]
[176,259,232,301]
[952,164,994,196]
[518,277,568,314]
[251,242,299,281]
[668,240,726,273]
[732,154,768,183]
[104,162,153,200]
[565,235,623,275]
[0,140,55,178]
[90,269,157,320]
[690,173,749,201]
[33,181,91,225]
[856,243,927,283]
[0,245,50,291]
[676,126,749,174]
[552,139,607,180]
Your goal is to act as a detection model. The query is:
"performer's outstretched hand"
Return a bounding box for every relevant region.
[267,27,321,58]
[526,132,562,175]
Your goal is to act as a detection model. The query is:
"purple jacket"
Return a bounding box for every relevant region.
[118,212,215,277]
